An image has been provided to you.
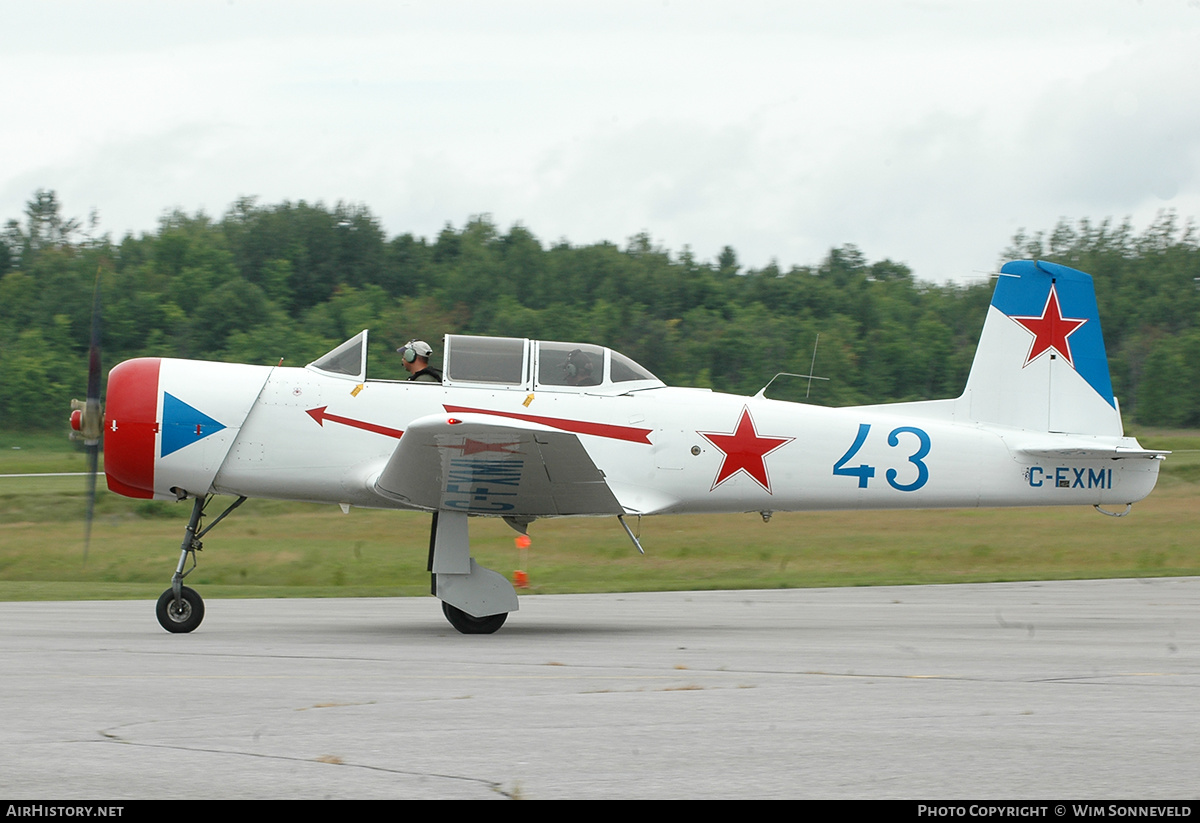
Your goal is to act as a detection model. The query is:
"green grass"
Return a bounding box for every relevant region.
[0,430,99,474]
[1,428,1197,601]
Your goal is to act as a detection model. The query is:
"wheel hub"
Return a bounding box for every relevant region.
[168,599,191,621]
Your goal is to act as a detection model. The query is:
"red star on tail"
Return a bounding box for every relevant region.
[698,407,793,493]
[1009,284,1087,368]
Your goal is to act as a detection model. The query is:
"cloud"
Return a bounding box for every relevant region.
[3,1,1199,284]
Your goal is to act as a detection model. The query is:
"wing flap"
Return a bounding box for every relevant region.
[373,413,624,516]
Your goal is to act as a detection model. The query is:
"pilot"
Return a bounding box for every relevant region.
[563,349,598,386]
[397,340,443,383]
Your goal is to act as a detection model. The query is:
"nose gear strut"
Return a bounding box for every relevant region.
[155,494,247,633]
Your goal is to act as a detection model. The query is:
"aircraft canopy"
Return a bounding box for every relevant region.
[442,335,663,393]
[306,331,663,393]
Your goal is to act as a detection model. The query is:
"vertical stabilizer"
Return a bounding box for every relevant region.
[960,260,1122,436]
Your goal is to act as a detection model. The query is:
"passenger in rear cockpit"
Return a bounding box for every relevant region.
[564,349,600,387]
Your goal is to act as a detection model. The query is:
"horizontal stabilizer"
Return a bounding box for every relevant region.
[1015,446,1169,460]
[374,412,624,516]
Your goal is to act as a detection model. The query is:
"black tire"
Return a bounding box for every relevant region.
[441,601,507,635]
[156,586,205,633]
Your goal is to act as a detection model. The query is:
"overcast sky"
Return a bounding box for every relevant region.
[3,0,1198,284]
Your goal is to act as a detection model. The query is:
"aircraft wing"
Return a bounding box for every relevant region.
[373,412,625,516]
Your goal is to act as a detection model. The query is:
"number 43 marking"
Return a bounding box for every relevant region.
[832,423,931,492]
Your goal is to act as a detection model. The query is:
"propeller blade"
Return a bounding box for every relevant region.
[82,268,103,562]
[84,441,98,561]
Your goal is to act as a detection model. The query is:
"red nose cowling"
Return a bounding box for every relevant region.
[104,358,161,499]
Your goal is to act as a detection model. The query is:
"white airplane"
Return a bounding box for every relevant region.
[72,259,1166,634]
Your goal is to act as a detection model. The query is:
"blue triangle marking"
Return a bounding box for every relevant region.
[161,392,227,457]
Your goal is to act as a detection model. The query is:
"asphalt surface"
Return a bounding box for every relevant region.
[1,579,1197,799]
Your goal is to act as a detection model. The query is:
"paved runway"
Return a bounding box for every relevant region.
[1,578,1197,799]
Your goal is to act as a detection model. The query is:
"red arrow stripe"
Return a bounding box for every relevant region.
[306,406,404,439]
[443,405,652,444]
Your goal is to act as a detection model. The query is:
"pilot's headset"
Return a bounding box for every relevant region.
[563,349,592,379]
[398,340,432,363]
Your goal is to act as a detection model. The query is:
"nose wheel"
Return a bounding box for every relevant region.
[156,586,205,633]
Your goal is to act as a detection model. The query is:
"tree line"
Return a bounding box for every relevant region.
[1,190,1197,431]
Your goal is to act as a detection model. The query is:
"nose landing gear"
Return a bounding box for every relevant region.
[155,494,246,634]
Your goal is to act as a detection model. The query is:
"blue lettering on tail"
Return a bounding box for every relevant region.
[1027,465,1111,489]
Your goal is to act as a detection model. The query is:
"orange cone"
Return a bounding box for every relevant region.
[513,534,532,587]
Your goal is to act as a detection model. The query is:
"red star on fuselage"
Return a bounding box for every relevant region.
[1008,284,1087,368]
[697,407,793,493]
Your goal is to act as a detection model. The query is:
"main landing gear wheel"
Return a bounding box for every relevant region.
[156,586,205,633]
[442,601,507,635]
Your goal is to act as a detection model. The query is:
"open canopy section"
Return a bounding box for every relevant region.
[307,330,368,380]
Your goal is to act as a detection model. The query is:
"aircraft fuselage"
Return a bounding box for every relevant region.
[104,356,1160,517]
